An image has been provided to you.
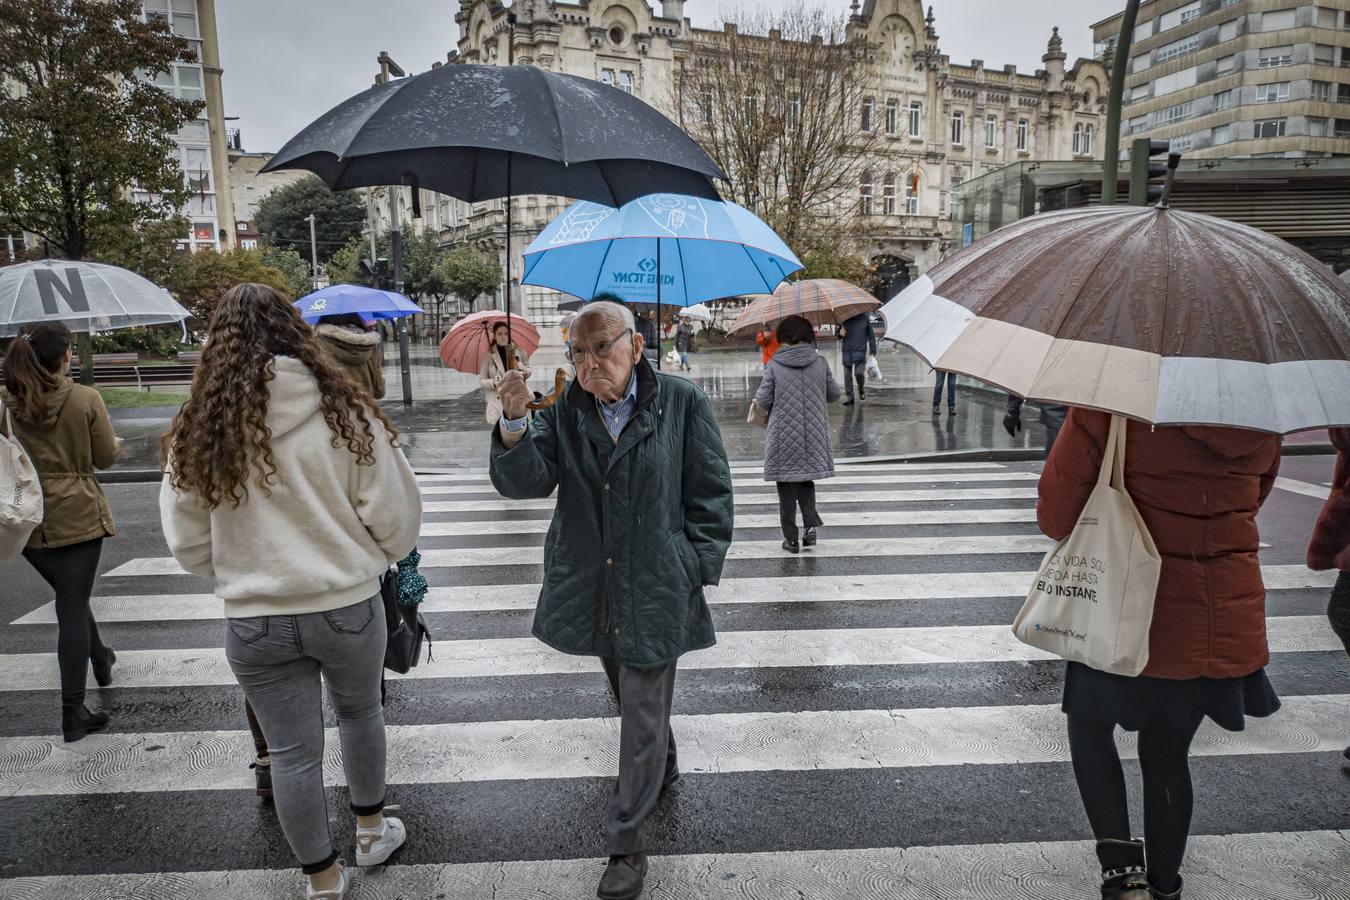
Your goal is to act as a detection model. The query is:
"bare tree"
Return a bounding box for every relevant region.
[677,4,880,266]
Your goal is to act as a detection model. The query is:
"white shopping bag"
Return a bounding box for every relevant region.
[865,355,883,382]
[1012,415,1161,676]
[0,399,42,559]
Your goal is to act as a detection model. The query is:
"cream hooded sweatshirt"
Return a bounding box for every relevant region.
[159,356,422,618]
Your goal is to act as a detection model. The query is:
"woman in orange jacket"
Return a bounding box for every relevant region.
[756,327,778,365]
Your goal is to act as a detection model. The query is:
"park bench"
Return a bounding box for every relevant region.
[68,351,199,391]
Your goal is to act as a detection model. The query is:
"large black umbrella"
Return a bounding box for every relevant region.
[263,64,724,205]
[263,63,725,405]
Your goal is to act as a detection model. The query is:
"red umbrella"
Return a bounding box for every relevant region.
[439,310,539,374]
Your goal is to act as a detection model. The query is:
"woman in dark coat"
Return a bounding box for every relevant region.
[1306,427,1350,762]
[1038,408,1282,900]
[754,315,841,553]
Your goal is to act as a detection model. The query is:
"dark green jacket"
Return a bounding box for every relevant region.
[489,358,734,668]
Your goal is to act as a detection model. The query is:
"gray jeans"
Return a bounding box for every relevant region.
[225,595,388,874]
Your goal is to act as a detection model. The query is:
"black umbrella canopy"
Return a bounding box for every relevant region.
[263,64,725,205]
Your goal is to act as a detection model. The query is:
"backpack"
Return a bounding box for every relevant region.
[0,398,43,559]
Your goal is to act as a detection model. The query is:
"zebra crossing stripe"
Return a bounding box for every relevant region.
[3,830,1339,899]
[0,617,1335,690]
[414,508,1041,536]
[11,565,1334,625]
[416,472,1039,496]
[421,487,1041,513]
[413,461,1013,483]
[102,535,1054,578]
[1273,477,1332,500]
[1,694,1343,798]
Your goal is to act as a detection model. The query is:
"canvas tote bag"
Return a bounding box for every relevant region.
[1012,415,1161,676]
[0,398,43,560]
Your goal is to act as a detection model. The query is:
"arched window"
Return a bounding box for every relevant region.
[882,173,897,214]
[905,171,920,215]
[1072,122,1084,154]
[1084,124,1096,155]
[860,169,875,215]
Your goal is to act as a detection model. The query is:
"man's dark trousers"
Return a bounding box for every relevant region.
[843,362,865,400]
[601,657,679,855]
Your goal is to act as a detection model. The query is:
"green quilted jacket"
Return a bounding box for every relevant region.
[489,358,734,668]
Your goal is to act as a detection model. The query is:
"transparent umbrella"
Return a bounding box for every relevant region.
[0,260,191,337]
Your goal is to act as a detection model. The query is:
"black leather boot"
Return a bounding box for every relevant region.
[92,648,116,687]
[62,705,109,743]
[1096,839,1150,899]
[1149,875,1183,899]
[597,853,647,900]
[802,527,817,547]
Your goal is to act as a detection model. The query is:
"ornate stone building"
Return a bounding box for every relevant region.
[448,0,1109,322]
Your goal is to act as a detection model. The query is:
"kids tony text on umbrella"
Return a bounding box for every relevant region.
[879,201,1350,435]
[521,194,802,369]
[262,58,725,406]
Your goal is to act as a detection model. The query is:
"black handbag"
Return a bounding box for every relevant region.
[382,570,432,675]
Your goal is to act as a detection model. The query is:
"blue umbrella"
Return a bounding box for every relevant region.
[522,194,800,368]
[294,284,424,323]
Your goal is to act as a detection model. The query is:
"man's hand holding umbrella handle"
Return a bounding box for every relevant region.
[498,370,533,449]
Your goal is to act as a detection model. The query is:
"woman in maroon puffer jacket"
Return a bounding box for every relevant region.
[1038,408,1282,900]
[1306,427,1350,762]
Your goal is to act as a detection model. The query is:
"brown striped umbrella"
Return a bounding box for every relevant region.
[729,279,880,338]
[880,205,1350,434]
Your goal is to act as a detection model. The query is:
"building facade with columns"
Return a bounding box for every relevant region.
[447,0,1107,323]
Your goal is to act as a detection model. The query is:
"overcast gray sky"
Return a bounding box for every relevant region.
[218,1,1124,153]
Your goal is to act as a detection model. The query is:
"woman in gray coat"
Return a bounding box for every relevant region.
[754,315,841,553]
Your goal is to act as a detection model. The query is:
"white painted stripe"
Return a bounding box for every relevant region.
[13,565,1334,625]
[1,831,1341,899]
[423,487,1039,513]
[415,508,1040,536]
[1275,476,1333,500]
[415,461,1011,483]
[102,535,1054,578]
[2,695,1344,797]
[417,472,1038,496]
[0,617,1335,690]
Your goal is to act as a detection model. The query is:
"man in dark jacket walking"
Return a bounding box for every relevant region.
[490,301,734,900]
[838,311,877,405]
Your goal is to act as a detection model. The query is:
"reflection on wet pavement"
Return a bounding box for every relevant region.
[107,343,1052,470]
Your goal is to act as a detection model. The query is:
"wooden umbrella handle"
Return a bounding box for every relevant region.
[506,341,567,411]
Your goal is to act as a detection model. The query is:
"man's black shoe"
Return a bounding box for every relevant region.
[597,853,647,900]
[842,397,855,406]
[802,527,817,547]
[782,538,800,554]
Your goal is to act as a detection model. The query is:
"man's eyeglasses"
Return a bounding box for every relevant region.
[566,329,633,364]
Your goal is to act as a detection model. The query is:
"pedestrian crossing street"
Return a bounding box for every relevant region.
[1,460,1347,899]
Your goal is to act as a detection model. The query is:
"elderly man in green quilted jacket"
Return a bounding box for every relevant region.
[490,300,733,900]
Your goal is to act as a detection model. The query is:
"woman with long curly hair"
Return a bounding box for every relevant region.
[2,322,120,742]
[159,283,421,900]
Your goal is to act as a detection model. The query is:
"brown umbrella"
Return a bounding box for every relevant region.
[880,204,1350,434]
[729,279,880,338]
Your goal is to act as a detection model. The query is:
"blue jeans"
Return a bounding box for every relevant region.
[226,595,388,874]
[679,350,689,368]
[932,371,957,410]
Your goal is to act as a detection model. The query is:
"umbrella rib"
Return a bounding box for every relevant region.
[537,71,569,164]
[589,239,614,302]
[674,236,688,305]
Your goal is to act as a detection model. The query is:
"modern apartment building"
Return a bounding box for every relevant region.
[1093,0,1350,158]
[141,0,237,250]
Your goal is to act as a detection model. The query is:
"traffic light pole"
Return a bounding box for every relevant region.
[1101,0,1142,206]
[389,188,414,406]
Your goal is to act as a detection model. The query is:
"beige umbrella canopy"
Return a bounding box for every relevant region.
[729,279,880,338]
[880,204,1350,434]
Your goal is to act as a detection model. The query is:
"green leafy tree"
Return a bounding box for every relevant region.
[398,230,448,304]
[171,248,293,330]
[261,246,311,298]
[326,239,366,286]
[0,0,200,261]
[440,244,501,313]
[0,0,201,380]
[798,244,872,286]
[94,217,191,288]
[254,177,366,266]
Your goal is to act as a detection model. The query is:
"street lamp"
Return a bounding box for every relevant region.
[304,213,320,290]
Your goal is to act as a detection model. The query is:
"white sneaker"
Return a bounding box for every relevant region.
[355,815,406,867]
[306,859,348,899]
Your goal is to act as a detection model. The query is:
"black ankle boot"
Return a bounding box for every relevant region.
[92,648,116,687]
[1096,839,1150,899]
[62,705,109,743]
[802,527,817,547]
[1149,875,1183,899]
